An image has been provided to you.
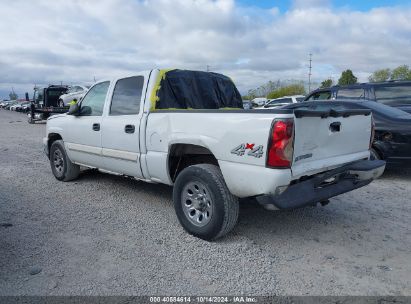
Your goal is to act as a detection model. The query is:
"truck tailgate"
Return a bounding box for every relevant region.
[291,108,372,178]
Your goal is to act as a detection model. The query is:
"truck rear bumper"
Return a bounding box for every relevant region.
[256,159,386,209]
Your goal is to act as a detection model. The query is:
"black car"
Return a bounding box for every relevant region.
[283,100,411,167]
[305,81,411,114]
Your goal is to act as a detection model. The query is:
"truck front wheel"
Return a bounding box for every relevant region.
[173,164,239,241]
[50,140,80,181]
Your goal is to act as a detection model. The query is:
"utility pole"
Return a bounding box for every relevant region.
[308,53,312,92]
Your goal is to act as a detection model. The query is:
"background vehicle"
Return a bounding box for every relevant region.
[262,95,305,109]
[305,81,411,114]
[58,85,89,106]
[19,102,32,113]
[9,102,22,111]
[44,69,385,241]
[313,100,411,167]
[4,101,18,110]
[11,101,30,112]
[251,97,268,106]
[29,85,69,123]
[0,100,10,108]
[242,100,253,109]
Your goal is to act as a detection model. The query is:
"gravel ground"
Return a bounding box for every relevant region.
[0,109,410,296]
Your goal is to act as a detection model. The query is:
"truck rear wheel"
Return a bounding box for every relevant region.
[50,140,80,181]
[173,164,239,241]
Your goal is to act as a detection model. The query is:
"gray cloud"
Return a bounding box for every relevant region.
[0,0,410,97]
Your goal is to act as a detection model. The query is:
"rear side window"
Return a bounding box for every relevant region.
[307,91,331,100]
[337,88,365,100]
[374,85,411,106]
[272,98,292,104]
[110,76,144,115]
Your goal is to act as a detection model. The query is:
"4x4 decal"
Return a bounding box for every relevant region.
[231,143,264,158]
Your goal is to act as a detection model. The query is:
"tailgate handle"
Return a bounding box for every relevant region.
[329,122,341,132]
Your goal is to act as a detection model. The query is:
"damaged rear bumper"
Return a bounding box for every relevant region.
[257,159,386,209]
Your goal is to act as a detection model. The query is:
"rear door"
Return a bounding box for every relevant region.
[100,74,147,178]
[291,107,372,177]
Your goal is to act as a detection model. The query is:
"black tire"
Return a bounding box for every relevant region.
[370,148,381,160]
[50,140,80,181]
[173,164,239,241]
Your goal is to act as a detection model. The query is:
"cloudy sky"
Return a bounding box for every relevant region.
[1,0,411,99]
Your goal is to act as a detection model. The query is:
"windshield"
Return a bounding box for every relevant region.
[34,89,44,104]
[374,85,411,106]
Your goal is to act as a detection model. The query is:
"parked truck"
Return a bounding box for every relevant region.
[28,85,69,123]
[43,69,385,240]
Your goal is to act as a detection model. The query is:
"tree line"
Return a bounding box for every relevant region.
[320,64,411,88]
[242,80,306,100]
[243,64,411,100]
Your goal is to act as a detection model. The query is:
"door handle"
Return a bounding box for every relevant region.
[329,122,341,132]
[92,123,100,131]
[124,124,135,134]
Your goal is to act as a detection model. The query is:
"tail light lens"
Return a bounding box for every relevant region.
[370,116,375,149]
[266,118,294,168]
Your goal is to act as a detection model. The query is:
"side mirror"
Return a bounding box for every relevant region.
[68,103,80,115]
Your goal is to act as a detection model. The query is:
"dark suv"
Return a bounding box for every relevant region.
[305,81,411,114]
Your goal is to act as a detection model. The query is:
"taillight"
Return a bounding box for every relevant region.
[266,119,294,168]
[370,116,375,149]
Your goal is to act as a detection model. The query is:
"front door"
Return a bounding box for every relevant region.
[63,81,110,168]
[100,75,145,178]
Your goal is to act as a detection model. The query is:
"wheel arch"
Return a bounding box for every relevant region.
[48,133,63,155]
[371,142,386,160]
[168,143,219,182]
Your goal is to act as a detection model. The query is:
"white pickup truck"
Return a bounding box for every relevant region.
[44,69,385,240]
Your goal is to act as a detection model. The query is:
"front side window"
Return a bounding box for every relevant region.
[337,88,365,99]
[374,85,411,106]
[80,81,110,116]
[110,76,144,115]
